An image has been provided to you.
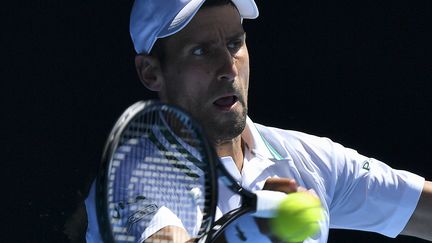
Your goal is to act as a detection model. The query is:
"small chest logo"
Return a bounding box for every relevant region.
[235,224,247,241]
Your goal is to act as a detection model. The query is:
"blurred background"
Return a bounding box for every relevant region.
[3,0,431,242]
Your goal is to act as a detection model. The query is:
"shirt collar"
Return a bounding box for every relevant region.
[241,116,274,160]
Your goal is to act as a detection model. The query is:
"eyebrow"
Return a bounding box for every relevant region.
[227,31,246,41]
[181,30,246,46]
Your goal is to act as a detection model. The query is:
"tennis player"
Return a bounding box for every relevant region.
[82,0,432,242]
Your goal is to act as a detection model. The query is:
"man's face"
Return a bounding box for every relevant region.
[157,4,250,144]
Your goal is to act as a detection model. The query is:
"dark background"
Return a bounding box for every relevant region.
[3,0,431,242]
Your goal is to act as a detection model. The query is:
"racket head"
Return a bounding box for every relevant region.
[96,100,217,243]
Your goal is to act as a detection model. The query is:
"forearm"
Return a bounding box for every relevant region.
[401,180,432,241]
[144,225,193,243]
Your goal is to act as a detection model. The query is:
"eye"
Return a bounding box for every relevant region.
[191,46,208,56]
[227,39,244,53]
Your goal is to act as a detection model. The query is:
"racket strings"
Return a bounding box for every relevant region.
[104,106,215,242]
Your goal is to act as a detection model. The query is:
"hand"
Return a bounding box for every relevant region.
[255,177,318,242]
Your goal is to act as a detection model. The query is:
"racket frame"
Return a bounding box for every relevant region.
[96,100,218,243]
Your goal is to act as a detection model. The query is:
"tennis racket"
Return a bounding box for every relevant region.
[96,100,287,243]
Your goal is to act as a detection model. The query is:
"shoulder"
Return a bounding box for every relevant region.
[252,122,356,183]
[255,122,327,143]
[253,122,341,157]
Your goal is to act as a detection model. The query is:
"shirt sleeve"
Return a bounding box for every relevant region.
[322,139,425,237]
[275,129,424,237]
[85,181,103,243]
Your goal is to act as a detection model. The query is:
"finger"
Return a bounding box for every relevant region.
[263,177,298,193]
[297,186,308,192]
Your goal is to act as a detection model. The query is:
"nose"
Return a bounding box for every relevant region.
[216,49,237,82]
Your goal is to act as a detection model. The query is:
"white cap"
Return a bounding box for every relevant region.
[130,0,259,54]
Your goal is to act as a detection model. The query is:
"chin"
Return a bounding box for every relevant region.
[205,110,247,144]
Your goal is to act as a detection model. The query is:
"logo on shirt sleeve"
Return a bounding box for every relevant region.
[362,159,372,171]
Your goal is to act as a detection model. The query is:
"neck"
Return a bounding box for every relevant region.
[215,135,244,172]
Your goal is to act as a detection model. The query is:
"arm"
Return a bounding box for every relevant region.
[144,226,193,243]
[140,205,197,243]
[401,180,432,241]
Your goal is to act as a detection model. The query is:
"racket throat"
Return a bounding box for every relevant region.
[208,205,255,241]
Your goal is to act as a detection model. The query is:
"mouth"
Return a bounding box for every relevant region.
[213,95,239,111]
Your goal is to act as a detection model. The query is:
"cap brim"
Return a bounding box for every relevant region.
[159,0,206,38]
[232,0,259,19]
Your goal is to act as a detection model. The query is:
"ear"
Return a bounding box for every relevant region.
[135,54,163,91]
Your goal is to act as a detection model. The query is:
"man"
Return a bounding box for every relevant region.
[83,0,432,242]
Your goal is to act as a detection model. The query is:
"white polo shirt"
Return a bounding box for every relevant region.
[85,116,424,242]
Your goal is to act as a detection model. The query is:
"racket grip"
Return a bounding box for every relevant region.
[252,190,287,218]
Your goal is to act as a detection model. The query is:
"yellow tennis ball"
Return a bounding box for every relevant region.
[270,192,323,242]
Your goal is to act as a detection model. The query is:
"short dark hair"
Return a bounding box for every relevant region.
[149,0,235,64]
